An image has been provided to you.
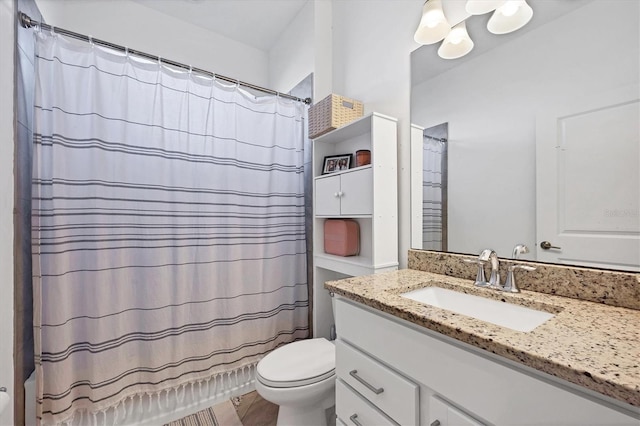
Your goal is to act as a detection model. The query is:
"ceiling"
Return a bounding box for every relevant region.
[411,0,594,86]
[132,0,309,51]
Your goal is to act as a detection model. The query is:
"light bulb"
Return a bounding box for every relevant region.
[438,20,474,60]
[487,0,533,34]
[448,27,465,44]
[424,9,446,28]
[414,0,452,45]
[500,1,520,17]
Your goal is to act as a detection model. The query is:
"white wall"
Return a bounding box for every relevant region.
[35,0,270,86]
[312,0,332,101]
[0,0,15,423]
[268,0,314,93]
[411,0,639,258]
[332,0,423,267]
[267,0,333,101]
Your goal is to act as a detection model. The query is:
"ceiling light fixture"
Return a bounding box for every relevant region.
[487,0,534,34]
[414,0,451,45]
[415,0,534,59]
[465,0,505,16]
[438,21,474,59]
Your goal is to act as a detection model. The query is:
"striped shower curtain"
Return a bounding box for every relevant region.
[422,136,445,250]
[32,32,308,425]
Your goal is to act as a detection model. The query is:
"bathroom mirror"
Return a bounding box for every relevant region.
[410,0,639,272]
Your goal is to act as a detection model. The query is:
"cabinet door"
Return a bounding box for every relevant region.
[429,395,484,426]
[340,168,373,216]
[315,175,342,216]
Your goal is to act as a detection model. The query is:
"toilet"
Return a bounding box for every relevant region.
[255,338,335,426]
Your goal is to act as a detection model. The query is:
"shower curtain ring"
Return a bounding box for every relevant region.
[88,35,94,47]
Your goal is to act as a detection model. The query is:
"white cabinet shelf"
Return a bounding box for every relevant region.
[312,113,398,338]
[315,253,397,278]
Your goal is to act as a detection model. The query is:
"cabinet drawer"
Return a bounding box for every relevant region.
[336,340,418,426]
[336,380,396,426]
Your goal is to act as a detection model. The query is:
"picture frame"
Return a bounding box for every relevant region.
[322,154,352,174]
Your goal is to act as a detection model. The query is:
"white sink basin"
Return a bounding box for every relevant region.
[400,286,555,332]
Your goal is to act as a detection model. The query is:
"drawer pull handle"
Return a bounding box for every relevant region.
[350,414,363,426]
[349,369,384,395]
[431,421,441,426]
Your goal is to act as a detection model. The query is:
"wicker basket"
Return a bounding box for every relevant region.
[308,94,364,139]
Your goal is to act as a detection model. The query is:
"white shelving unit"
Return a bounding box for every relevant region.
[312,113,398,338]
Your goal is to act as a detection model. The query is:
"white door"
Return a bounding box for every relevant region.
[536,85,639,271]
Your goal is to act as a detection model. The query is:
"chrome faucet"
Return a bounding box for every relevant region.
[503,263,536,293]
[463,249,500,288]
[512,243,529,259]
[503,244,536,293]
[479,249,501,289]
[462,256,488,287]
[463,245,536,293]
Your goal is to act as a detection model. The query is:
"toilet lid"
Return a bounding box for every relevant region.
[256,338,335,388]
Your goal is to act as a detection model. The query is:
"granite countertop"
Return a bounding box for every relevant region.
[325,269,640,408]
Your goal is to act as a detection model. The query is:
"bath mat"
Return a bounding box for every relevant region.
[165,400,243,426]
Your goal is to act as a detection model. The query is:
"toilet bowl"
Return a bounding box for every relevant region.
[255,338,335,426]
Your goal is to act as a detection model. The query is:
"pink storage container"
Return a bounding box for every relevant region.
[324,219,360,256]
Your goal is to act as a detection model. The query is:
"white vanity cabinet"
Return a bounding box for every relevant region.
[312,113,398,339]
[334,296,639,426]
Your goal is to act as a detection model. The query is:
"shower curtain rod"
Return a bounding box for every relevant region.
[424,134,447,142]
[18,12,312,105]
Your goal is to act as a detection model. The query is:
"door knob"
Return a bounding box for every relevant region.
[540,241,561,250]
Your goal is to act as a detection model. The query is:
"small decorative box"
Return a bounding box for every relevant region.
[324,219,360,257]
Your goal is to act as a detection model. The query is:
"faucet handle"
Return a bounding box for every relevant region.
[511,264,536,272]
[512,244,529,259]
[463,258,488,287]
[503,263,536,293]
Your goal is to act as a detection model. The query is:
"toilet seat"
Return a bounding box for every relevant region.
[256,338,335,388]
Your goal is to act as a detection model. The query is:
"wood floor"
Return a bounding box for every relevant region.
[234,390,336,426]
[235,391,279,426]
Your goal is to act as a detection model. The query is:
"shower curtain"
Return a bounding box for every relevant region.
[422,136,445,250]
[32,32,309,425]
